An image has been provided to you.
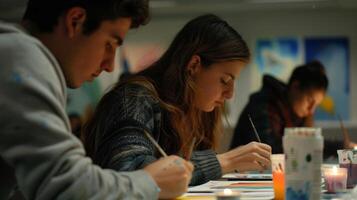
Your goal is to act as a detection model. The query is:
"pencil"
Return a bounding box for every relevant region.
[248,114,261,143]
[143,130,168,157]
[186,137,196,160]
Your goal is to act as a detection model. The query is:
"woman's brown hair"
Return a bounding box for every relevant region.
[83,14,250,158]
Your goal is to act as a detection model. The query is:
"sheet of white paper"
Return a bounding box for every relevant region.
[189,181,273,192]
[182,192,215,196]
[187,180,274,199]
[222,173,272,180]
[183,192,274,199]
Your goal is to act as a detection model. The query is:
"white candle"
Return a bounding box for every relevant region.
[323,166,347,193]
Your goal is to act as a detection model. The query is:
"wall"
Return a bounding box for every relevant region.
[118,9,357,151]
[1,1,356,150]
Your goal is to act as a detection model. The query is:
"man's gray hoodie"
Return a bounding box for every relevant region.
[0,21,159,200]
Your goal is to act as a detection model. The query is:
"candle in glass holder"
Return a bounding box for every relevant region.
[273,170,285,200]
[271,154,285,200]
[323,166,347,193]
[215,189,240,200]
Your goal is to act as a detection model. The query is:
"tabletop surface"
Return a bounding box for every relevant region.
[177,170,354,200]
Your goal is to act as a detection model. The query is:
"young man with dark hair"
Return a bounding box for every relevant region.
[0,0,193,199]
[231,61,355,158]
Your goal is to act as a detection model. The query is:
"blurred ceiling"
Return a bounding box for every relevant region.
[1,0,357,22]
[150,0,357,16]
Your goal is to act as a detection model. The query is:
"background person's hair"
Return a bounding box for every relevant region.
[22,0,150,34]
[288,60,329,92]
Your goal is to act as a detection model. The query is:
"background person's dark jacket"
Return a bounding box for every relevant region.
[230,75,342,158]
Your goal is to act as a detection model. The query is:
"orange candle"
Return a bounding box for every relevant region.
[271,154,285,200]
[273,170,285,200]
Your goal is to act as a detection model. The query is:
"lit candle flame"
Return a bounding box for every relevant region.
[223,189,232,195]
[332,166,338,174]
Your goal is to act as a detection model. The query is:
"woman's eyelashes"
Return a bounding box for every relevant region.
[105,41,116,52]
[220,76,232,86]
[220,79,228,85]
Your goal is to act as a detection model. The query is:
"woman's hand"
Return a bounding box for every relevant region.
[217,142,272,174]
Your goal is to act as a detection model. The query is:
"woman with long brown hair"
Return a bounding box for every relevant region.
[83,14,271,185]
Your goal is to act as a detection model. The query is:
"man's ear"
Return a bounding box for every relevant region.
[64,7,87,38]
[187,55,202,75]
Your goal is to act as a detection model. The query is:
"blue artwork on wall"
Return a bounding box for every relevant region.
[255,38,300,82]
[305,38,350,120]
[254,37,350,121]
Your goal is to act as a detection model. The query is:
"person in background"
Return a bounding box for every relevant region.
[0,0,193,199]
[83,14,272,186]
[230,60,356,159]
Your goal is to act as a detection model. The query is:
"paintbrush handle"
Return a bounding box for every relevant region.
[338,114,351,143]
[186,137,196,160]
[248,114,261,143]
[144,130,168,157]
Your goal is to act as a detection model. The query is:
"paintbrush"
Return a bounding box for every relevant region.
[143,130,168,157]
[337,114,351,148]
[186,137,196,160]
[248,114,261,143]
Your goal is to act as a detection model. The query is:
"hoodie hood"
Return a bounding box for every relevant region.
[261,74,288,98]
[0,20,25,34]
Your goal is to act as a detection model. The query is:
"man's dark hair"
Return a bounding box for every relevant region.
[288,60,329,91]
[23,0,150,34]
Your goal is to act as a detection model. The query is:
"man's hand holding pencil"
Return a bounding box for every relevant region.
[143,130,194,199]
